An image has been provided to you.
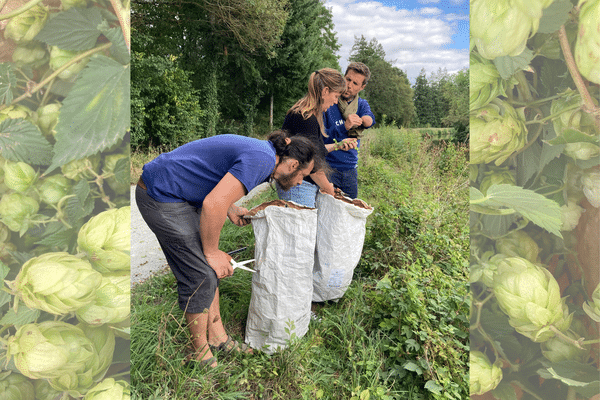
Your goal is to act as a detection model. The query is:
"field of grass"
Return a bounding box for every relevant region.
[130,128,470,399]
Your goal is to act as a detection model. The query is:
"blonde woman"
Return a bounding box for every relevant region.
[277,68,358,207]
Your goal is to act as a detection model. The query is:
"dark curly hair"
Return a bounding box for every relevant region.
[268,130,330,175]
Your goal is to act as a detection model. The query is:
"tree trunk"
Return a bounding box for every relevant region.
[269,93,274,131]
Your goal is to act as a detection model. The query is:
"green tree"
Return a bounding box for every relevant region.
[349,36,414,127]
[442,68,469,143]
[131,53,204,149]
[131,0,288,137]
[429,68,451,127]
[258,0,341,131]
[349,35,386,66]
[413,68,435,126]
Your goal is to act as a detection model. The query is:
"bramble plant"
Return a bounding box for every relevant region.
[470,0,599,398]
[0,0,130,397]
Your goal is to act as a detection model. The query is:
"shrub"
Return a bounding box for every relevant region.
[131,54,205,150]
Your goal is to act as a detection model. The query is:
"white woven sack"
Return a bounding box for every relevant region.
[245,204,317,354]
[313,191,373,302]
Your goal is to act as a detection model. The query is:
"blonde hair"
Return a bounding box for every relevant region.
[288,68,346,137]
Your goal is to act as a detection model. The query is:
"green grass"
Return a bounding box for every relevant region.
[131,128,469,399]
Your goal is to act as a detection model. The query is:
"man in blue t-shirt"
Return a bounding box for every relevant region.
[135,131,322,369]
[323,62,376,199]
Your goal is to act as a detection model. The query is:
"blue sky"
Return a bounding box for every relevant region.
[323,0,469,83]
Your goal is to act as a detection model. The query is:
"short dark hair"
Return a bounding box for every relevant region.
[268,130,330,175]
[345,62,371,85]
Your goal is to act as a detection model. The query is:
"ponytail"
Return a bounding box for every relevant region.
[288,68,347,138]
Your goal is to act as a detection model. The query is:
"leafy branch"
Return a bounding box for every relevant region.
[0,42,113,111]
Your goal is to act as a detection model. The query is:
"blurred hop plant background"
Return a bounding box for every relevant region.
[0,0,131,398]
[469,0,599,399]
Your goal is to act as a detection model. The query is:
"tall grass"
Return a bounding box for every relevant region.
[130,128,469,399]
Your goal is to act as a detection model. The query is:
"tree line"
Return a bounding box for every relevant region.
[131,0,468,150]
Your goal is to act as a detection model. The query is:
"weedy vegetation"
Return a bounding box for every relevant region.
[130,126,469,399]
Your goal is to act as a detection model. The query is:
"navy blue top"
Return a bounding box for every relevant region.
[141,134,276,208]
[281,111,327,186]
[323,97,375,171]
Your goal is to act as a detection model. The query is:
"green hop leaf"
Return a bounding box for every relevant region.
[0,371,35,400]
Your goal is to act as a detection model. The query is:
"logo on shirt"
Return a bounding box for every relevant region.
[335,119,344,127]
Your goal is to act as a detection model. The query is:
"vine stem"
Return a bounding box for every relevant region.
[0,0,45,20]
[511,94,563,107]
[549,325,585,349]
[580,338,600,345]
[557,25,600,131]
[524,103,582,125]
[109,0,130,53]
[0,0,9,14]
[0,42,112,111]
[471,291,520,371]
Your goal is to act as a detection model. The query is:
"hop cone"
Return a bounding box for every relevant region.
[3,4,48,43]
[6,321,96,382]
[76,274,130,326]
[541,329,589,363]
[9,252,102,315]
[83,378,130,400]
[0,192,39,234]
[492,257,572,342]
[470,52,515,111]
[470,98,527,166]
[77,206,130,274]
[583,282,600,322]
[470,351,503,395]
[479,166,516,196]
[471,0,538,59]
[496,230,540,263]
[575,0,600,84]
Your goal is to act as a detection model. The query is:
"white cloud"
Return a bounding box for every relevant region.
[325,0,469,83]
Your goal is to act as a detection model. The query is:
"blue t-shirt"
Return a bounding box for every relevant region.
[141,134,276,208]
[323,97,375,171]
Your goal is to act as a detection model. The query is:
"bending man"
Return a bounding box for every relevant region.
[135,131,324,368]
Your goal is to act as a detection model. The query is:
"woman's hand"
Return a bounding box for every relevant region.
[205,250,234,279]
[339,138,358,151]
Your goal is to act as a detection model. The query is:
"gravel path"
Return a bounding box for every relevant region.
[130,182,270,286]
